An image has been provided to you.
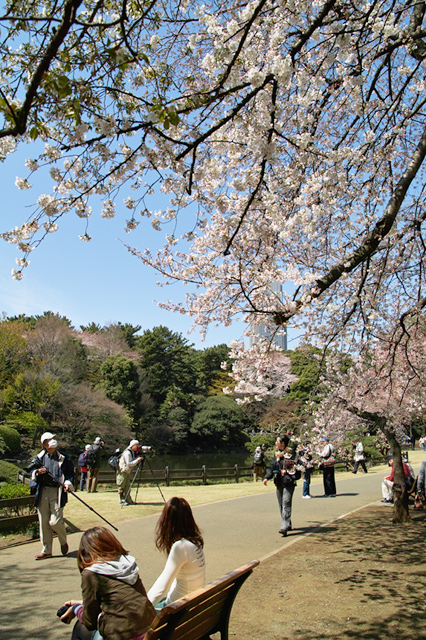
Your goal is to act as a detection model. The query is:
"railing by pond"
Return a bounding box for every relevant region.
[17,464,254,490]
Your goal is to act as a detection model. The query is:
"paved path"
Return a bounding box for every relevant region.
[0,461,417,640]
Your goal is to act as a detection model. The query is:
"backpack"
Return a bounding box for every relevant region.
[77,452,87,467]
[108,454,120,471]
[405,474,415,492]
[253,450,263,464]
[86,445,98,469]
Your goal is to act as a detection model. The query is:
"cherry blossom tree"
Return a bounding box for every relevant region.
[223,339,297,403]
[313,328,426,522]
[0,0,425,356]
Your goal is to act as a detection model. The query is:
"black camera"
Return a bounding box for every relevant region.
[57,604,71,621]
[24,457,43,474]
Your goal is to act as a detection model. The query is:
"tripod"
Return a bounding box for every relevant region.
[122,454,166,507]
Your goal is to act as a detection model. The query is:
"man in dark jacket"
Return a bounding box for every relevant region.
[87,436,103,493]
[31,434,74,560]
[263,435,300,536]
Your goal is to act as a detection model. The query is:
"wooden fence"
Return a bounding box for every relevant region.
[73,464,254,487]
[0,495,37,531]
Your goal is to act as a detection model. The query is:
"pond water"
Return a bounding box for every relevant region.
[100,451,253,471]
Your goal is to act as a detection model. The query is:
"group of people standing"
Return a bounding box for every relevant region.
[28,434,151,562]
[29,432,205,640]
[78,437,104,493]
[260,434,339,536]
[78,438,148,506]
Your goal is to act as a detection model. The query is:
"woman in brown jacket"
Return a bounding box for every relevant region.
[60,526,155,640]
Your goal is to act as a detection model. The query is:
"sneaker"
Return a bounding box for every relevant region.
[120,501,129,506]
[302,495,312,499]
[381,498,392,503]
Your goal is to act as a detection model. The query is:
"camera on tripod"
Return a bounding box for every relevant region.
[138,445,152,456]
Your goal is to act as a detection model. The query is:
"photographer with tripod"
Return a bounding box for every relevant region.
[29,433,74,560]
[117,440,143,506]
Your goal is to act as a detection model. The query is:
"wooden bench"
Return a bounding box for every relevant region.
[145,560,259,640]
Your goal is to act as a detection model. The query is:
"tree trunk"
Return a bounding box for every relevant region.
[385,429,411,523]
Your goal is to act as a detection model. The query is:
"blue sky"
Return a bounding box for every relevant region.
[0,144,246,349]
[1,143,300,351]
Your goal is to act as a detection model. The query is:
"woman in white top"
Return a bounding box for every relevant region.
[147,497,205,609]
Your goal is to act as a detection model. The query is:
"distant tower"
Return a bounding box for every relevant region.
[248,283,287,350]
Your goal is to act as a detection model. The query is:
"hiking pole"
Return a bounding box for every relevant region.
[26,462,118,531]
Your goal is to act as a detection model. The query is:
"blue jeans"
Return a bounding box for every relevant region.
[303,469,312,496]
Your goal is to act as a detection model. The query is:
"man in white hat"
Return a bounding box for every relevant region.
[117,439,143,505]
[40,431,56,449]
[30,437,74,560]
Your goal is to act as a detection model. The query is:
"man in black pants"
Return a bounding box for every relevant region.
[87,437,103,493]
[320,437,337,497]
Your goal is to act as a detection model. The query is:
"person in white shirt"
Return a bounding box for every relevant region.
[148,497,206,610]
[320,437,337,497]
[352,441,368,474]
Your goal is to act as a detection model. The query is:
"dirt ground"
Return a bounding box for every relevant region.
[229,504,426,640]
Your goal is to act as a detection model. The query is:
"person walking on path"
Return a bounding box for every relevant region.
[263,435,300,536]
[352,440,368,474]
[117,440,143,505]
[30,435,74,560]
[87,437,103,493]
[320,437,337,497]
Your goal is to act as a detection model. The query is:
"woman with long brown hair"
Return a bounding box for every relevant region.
[60,526,155,640]
[147,497,206,609]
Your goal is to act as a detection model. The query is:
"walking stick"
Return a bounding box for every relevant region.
[66,485,119,531]
[25,462,118,531]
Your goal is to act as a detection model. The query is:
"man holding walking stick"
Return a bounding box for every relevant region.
[117,439,143,505]
[29,435,74,560]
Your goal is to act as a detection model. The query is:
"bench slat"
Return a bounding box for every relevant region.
[149,592,231,640]
[145,560,259,640]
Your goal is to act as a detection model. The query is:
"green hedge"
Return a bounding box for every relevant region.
[0,460,20,484]
[0,425,21,454]
[0,482,30,499]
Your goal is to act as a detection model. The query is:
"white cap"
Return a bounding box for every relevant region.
[129,439,139,448]
[48,439,58,448]
[94,437,102,444]
[85,444,91,451]
[41,432,55,444]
